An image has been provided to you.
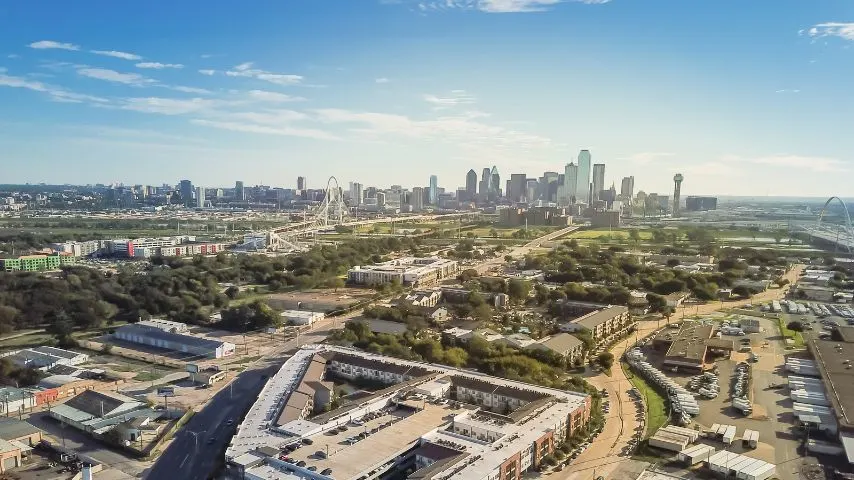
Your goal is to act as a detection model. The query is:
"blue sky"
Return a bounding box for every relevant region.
[1,0,852,196]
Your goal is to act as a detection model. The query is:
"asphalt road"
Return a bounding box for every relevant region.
[144,326,332,480]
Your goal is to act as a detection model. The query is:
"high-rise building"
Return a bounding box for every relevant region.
[479,168,491,197]
[411,186,424,212]
[376,192,386,206]
[235,181,245,201]
[685,196,717,211]
[179,180,194,206]
[592,164,606,202]
[509,174,527,203]
[562,163,578,205]
[429,175,438,205]
[297,176,306,191]
[526,179,538,205]
[620,176,635,202]
[576,150,592,205]
[673,173,684,217]
[195,186,206,208]
[465,169,478,201]
[351,182,363,206]
[490,166,500,199]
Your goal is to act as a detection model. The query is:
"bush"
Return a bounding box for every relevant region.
[596,352,615,370]
[787,321,804,332]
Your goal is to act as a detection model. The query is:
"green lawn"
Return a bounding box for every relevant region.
[134,371,164,382]
[621,362,668,438]
[0,331,53,349]
[777,317,805,349]
[567,228,650,240]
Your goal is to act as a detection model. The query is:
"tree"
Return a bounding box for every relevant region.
[596,352,614,370]
[628,229,641,245]
[787,321,804,332]
[646,293,667,313]
[224,286,240,299]
[773,230,784,244]
[732,285,752,299]
[443,347,469,367]
[775,278,790,288]
[666,259,681,268]
[507,279,532,304]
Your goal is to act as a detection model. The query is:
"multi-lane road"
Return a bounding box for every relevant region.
[144,325,333,479]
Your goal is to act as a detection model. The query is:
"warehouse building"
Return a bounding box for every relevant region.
[280,310,325,326]
[1,346,90,371]
[651,321,732,372]
[114,324,235,358]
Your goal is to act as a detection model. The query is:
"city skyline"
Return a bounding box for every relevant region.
[1,1,852,195]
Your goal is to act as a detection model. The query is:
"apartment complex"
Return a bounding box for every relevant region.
[347,257,459,288]
[559,305,632,347]
[0,253,77,272]
[226,345,591,480]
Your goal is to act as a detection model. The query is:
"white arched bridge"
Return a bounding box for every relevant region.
[238,176,473,251]
[798,196,854,254]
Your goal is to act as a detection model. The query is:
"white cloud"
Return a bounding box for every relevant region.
[0,72,108,104]
[198,69,216,76]
[805,22,854,41]
[136,62,184,69]
[28,40,80,51]
[77,67,154,85]
[412,0,608,13]
[120,97,216,115]
[191,119,339,141]
[246,90,306,102]
[775,89,800,94]
[423,90,476,109]
[91,50,142,60]
[7,54,20,59]
[722,154,848,173]
[620,152,675,164]
[375,77,390,84]
[313,108,553,150]
[170,86,212,94]
[224,62,303,86]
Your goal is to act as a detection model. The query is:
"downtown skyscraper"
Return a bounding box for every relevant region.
[562,162,578,205]
[465,169,478,201]
[428,175,438,205]
[576,150,592,205]
[592,163,605,203]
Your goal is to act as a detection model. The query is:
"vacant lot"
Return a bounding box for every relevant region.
[266,287,374,312]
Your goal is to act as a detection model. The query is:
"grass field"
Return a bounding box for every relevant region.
[621,361,668,438]
[0,322,127,351]
[777,317,805,349]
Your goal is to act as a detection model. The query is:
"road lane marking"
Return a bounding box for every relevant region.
[179,453,190,468]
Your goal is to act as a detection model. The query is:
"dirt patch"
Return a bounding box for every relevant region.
[266,288,374,312]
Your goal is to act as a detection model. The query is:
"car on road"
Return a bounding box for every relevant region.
[207,437,216,444]
[302,438,314,445]
[227,419,234,426]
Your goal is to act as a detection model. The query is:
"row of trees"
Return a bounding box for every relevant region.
[0,237,421,334]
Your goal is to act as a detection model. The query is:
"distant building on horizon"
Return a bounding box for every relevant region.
[592,164,605,203]
[562,162,578,206]
[465,169,478,201]
[195,186,205,208]
[686,196,717,211]
[179,179,193,206]
[509,173,527,203]
[576,150,592,205]
[297,176,306,191]
[673,173,684,217]
[620,176,634,202]
[428,175,438,205]
[411,186,424,212]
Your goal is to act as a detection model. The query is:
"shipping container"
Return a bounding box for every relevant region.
[678,444,716,465]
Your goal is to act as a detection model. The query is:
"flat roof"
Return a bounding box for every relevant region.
[287,403,460,480]
[663,322,714,362]
[810,339,854,430]
[228,345,590,479]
